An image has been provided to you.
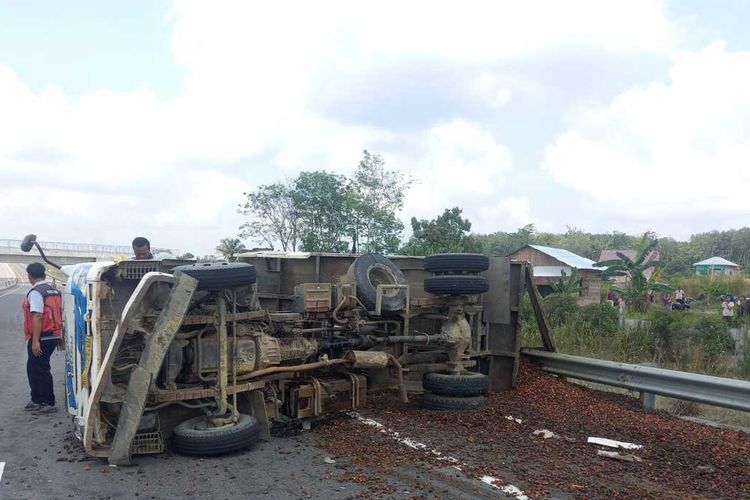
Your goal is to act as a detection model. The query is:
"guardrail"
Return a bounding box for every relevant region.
[0,239,179,258]
[0,277,18,290]
[522,349,750,412]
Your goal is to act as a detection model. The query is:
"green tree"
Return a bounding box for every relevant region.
[657,237,698,276]
[347,150,412,254]
[179,252,195,260]
[238,181,301,251]
[476,224,536,256]
[293,171,350,252]
[596,232,672,312]
[402,207,478,255]
[216,238,246,262]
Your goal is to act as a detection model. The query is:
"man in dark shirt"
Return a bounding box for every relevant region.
[132,236,154,260]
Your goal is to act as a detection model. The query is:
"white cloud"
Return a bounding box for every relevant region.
[401,120,513,221]
[474,196,537,234]
[543,41,750,230]
[0,0,677,252]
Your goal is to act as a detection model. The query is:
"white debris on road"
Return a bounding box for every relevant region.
[349,412,528,499]
[505,416,523,424]
[533,429,560,439]
[597,450,643,463]
[587,437,643,450]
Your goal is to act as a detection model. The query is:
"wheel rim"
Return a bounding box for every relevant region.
[367,264,399,297]
[190,417,238,432]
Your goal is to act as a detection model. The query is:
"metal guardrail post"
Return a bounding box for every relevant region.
[522,349,750,412]
[638,362,657,410]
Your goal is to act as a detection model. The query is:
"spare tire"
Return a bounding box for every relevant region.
[172,262,256,290]
[423,275,489,295]
[171,414,259,456]
[423,371,490,397]
[421,393,487,411]
[347,254,407,313]
[424,253,489,274]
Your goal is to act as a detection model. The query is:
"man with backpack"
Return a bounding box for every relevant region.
[22,262,63,415]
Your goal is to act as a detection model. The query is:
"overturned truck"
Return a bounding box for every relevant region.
[23,236,545,465]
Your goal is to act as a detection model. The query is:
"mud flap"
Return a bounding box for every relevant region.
[108,273,197,465]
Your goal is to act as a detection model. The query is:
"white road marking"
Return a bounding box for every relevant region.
[0,461,5,482]
[348,411,529,499]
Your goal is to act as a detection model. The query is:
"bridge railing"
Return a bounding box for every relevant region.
[0,277,18,290]
[0,239,179,258]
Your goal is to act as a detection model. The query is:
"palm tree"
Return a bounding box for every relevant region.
[596,233,672,312]
[216,238,246,262]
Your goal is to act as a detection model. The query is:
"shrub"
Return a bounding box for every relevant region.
[647,309,674,357]
[578,303,619,335]
[542,294,578,327]
[739,334,750,379]
[686,315,735,360]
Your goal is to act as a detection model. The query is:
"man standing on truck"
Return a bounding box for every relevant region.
[22,262,63,414]
[132,236,154,259]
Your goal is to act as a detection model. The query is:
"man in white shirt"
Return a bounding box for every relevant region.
[721,298,734,323]
[22,262,63,414]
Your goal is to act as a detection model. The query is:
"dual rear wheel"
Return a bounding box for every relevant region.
[421,371,490,410]
[423,253,490,296]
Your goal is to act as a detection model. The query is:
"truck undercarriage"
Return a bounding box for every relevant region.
[21,234,539,465]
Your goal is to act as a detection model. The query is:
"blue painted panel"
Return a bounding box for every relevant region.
[65,263,93,410]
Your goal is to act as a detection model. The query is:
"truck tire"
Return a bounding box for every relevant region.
[421,392,487,411]
[172,262,256,290]
[347,254,407,313]
[422,372,490,397]
[423,275,489,295]
[172,414,259,456]
[424,253,489,274]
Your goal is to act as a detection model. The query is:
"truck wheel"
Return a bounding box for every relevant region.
[347,254,407,313]
[421,392,487,411]
[172,414,259,456]
[423,275,489,295]
[172,262,256,290]
[424,253,489,274]
[422,372,490,397]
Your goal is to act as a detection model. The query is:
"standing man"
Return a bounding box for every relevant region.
[722,297,735,323]
[132,236,154,259]
[22,262,63,414]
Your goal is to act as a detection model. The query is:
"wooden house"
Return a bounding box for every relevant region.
[507,244,602,305]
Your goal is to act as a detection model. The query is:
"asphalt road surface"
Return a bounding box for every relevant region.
[0,264,502,500]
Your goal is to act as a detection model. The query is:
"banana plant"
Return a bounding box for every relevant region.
[552,267,582,295]
[596,233,672,311]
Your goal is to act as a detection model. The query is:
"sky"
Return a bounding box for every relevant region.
[2,0,750,255]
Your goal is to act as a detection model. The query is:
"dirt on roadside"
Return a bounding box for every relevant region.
[318,360,750,499]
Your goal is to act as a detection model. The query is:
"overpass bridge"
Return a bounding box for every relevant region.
[0,238,179,266]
